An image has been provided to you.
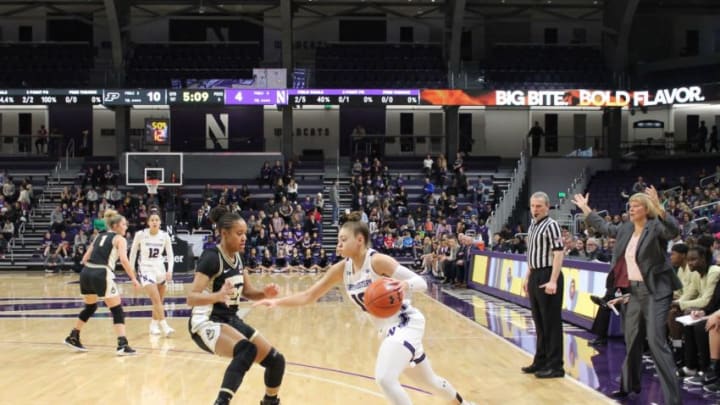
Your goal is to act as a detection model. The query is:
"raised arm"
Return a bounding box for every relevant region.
[646,185,680,241]
[253,261,344,308]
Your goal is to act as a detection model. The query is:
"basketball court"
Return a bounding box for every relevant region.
[0,272,614,404]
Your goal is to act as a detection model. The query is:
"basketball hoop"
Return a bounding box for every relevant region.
[145,179,161,195]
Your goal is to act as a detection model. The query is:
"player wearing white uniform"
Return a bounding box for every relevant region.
[129,211,175,336]
[255,212,476,405]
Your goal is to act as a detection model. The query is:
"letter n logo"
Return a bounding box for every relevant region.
[205,113,229,150]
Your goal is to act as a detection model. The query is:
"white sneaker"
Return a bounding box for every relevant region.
[161,324,175,337]
[149,322,161,335]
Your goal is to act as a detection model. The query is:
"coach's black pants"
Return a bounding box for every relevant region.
[528,267,564,371]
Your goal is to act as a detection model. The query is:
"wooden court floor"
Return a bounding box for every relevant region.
[0,272,613,405]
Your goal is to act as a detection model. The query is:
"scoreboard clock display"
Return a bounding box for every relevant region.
[168,89,224,104]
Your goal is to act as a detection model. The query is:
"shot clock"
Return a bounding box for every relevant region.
[145,118,170,145]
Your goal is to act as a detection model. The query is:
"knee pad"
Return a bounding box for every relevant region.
[109,305,125,325]
[260,348,286,388]
[232,340,258,371]
[78,303,98,322]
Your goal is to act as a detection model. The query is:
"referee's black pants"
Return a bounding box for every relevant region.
[528,267,564,371]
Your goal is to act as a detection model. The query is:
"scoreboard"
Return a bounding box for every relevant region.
[0,89,103,105]
[288,89,420,106]
[0,88,422,106]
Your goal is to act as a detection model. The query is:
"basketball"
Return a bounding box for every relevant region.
[364,278,404,318]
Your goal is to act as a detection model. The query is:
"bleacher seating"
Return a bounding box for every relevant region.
[479,44,610,89]
[126,43,261,87]
[584,158,719,216]
[0,43,93,87]
[640,64,720,88]
[315,44,446,88]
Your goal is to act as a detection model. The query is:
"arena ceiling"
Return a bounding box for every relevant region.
[0,0,717,24]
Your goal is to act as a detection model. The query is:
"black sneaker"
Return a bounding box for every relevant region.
[703,381,720,393]
[260,397,280,405]
[64,335,87,352]
[685,373,705,386]
[116,344,137,356]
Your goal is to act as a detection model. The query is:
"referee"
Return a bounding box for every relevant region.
[521,191,566,378]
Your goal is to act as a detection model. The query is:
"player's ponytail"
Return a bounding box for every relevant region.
[341,211,370,247]
[103,208,125,230]
[209,205,243,231]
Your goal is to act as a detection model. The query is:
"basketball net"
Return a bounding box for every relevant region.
[145,179,160,195]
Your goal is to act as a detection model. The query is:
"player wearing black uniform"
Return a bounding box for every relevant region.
[64,209,140,355]
[187,206,285,405]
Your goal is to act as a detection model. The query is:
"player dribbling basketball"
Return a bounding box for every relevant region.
[254,211,475,405]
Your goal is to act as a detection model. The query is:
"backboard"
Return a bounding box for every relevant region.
[123,152,183,186]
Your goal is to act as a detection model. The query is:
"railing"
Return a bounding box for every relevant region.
[0,134,65,156]
[660,185,683,199]
[691,200,719,217]
[64,138,75,171]
[487,150,527,243]
[350,134,445,158]
[573,209,608,237]
[700,174,719,188]
[7,237,15,265]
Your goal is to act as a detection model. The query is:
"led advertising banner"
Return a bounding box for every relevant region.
[288,89,421,105]
[421,84,718,107]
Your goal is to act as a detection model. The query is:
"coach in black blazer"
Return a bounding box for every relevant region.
[573,187,682,405]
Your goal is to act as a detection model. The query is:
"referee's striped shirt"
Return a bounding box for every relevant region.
[527,215,564,269]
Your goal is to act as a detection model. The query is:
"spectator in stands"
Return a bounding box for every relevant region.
[423,154,434,177]
[283,160,295,184]
[631,176,647,194]
[452,152,464,175]
[1,220,13,242]
[260,161,272,188]
[435,154,448,187]
[35,125,48,155]
[710,126,719,153]
[271,160,284,186]
[585,238,609,262]
[698,121,708,153]
[17,185,31,210]
[286,178,299,202]
[528,122,545,157]
[567,239,587,259]
[50,206,64,233]
[3,178,16,203]
[422,177,435,201]
[104,164,116,187]
[193,208,209,231]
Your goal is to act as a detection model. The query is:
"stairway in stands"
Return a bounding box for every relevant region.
[1,160,81,269]
[320,160,351,253]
